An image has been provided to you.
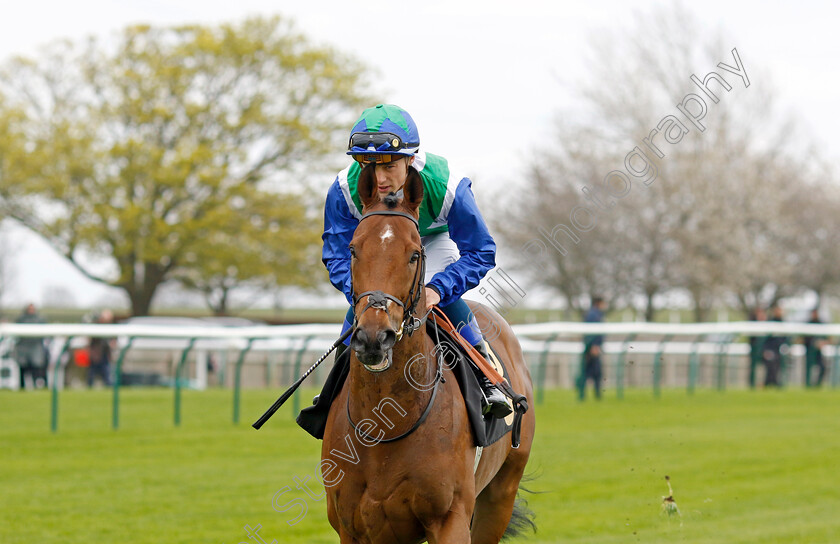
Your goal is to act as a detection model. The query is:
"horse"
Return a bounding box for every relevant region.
[320,163,536,544]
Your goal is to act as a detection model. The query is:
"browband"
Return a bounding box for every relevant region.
[359,210,419,230]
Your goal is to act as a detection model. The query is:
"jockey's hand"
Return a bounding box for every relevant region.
[424,287,440,310]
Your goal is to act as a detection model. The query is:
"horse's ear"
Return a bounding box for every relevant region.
[358,163,378,209]
[403,166,424,213]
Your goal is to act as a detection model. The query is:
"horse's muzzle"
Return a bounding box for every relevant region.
[350,328,396,371]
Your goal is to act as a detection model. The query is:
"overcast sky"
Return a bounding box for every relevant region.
[1,0,838,310]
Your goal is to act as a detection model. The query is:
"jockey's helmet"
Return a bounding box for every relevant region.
[347,104,420,164]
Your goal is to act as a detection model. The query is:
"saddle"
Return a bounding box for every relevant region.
[296,313,527,448]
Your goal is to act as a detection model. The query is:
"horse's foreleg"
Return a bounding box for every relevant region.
[426,506,472,544]
[337,528,360,544]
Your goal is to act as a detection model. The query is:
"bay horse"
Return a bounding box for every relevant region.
[320,164,536,543]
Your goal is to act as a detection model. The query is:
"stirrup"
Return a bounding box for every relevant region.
[473,342,513,418]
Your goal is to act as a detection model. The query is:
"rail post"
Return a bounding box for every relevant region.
[173,338,197,426]
[291,336,314,417]
[615,334,636,400]
[50,337,74,433]
[715,335,735,391]
[233,338,255,425]
[652,334,674,398]
[576,339,590,402]
[112,337,136,430]
[536,334,558,405]
[687,335,704,394]
[265,350,273,388]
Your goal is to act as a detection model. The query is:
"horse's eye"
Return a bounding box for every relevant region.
[409,251,420,264]
[349,246,357,258]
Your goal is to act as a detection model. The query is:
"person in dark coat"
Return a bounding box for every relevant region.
[762,303,788,387]
[14,303,49,389]
[88,309,115,387]
[802,308,827,387]
[748,307,767,388]
[579,296,606,400]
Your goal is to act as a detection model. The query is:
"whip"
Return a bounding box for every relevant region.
[252,327,353,429]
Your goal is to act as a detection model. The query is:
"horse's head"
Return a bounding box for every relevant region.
[349,162,425,372]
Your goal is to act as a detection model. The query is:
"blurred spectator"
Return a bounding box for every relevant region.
[88,309,115,387]
[14,303,49,389]
[762,303,788,387]
[578,296,606,400]
[748,307,767,389]
[802,308,827,387]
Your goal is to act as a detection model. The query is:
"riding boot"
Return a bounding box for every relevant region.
[472,342,513,418]
[312,342,349,405]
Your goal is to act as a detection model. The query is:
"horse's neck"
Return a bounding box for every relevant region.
[348,331,436,417]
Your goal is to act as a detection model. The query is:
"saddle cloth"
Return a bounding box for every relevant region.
[296,317,517,447]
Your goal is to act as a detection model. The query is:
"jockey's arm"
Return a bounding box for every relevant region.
[426,178,496,307]
[322,179,358,305]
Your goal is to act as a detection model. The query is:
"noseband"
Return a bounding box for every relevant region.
[351,210,427,340]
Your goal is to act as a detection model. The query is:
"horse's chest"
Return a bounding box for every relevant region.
[333,473,456,541]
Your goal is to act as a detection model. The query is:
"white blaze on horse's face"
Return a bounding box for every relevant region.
[379,225,394,247]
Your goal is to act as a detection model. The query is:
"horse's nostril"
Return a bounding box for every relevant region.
[378,329,397,351]
[350,329,368,352]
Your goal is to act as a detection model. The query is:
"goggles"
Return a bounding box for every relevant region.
[352,153,405,164]
[348,132,418,153]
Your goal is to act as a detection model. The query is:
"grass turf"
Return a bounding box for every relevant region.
[1,386,838,543]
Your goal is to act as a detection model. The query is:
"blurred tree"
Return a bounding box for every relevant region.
[173,191,321,315]
[501,126,633,318]
[0,16,370,315]
[500,4,820,321]
[782,164,840,305]
[0,222,17,308]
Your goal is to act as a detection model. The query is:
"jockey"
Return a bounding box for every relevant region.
[322,103,512,418]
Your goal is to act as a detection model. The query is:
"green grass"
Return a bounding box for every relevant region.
[1,387,839,543]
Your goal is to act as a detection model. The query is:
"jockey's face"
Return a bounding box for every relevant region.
[374,156,415,197]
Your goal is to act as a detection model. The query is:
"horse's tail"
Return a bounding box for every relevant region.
[502,474,539,540]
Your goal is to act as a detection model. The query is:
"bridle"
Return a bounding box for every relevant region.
[350,210,429,341]
[346,209,443,443]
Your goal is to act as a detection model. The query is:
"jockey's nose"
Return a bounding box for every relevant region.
[350,327,397,356]
[375,167,388,184]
